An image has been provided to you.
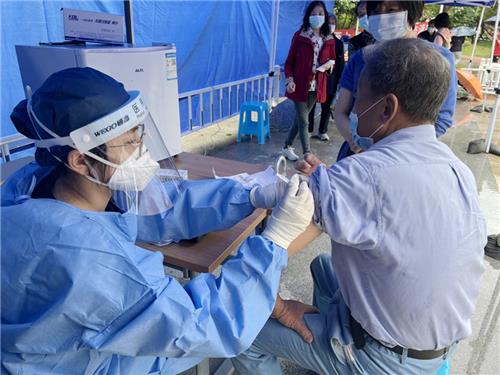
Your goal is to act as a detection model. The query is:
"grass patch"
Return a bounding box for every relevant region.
[462,39,493,58]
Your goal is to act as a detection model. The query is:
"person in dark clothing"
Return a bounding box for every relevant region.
[308,13,345,141]
[418,20,437,42]
[451,35,466,65]
[348,1,375,58]
[434,12,452,49]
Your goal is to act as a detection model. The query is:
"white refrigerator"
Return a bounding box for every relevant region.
[15,44,182,159]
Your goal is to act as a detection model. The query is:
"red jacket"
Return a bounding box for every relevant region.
[284,30,336,103]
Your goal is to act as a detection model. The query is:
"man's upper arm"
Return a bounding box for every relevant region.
[309,160,381,250]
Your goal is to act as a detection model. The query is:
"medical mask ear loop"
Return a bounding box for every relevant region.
[355,96,387,136]
[83,158,111,188]
[27,99,115,188]
[367,122,386,139]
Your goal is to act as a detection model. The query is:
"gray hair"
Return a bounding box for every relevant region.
[362,38,451,124]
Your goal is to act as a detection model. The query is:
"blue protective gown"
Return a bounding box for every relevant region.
[1,163,287,375]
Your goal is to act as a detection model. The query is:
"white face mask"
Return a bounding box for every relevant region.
[359,15,369,30]
[309,15,325,30]
[368,11,409,42]
[427,27,436,34]
[106,147,160,191]
[84,146,158,192]
[330,24,336,34]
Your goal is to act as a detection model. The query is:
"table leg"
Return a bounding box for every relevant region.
[196,358,210,375]
[485,91,499,153]
[213,359,235,375]
[255,214,268,235]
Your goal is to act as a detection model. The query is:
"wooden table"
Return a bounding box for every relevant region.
[140,152,268,274]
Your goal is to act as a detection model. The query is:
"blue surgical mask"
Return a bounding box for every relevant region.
[368,11,408,42]
[309,15,325,30]
[359,15,369,30]
[349,97,386,150]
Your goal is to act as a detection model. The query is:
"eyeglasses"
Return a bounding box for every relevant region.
[107,124,145,148]
[107,124,146,156]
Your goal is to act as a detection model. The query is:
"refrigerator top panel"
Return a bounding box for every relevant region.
[16,44,176,53]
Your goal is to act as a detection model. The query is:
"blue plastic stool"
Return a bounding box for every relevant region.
[237,101,270,145]
[436,359,450,375]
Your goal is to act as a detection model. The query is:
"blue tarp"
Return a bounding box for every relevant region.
[1,0,334,139]
[425,0,496,6]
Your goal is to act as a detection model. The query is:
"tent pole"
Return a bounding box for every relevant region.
[490,3,500,63]
[268,0,280,107]
[439,5,444,13]
[355,18,359,35]
[269,0,279,73]
[470,7,486,68]
[124,0,134,45]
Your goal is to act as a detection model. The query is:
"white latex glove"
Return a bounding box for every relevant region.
[262,174,314,249]
[250,180,288,209]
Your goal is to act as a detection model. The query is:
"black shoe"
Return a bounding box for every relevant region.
[485,234,500,261]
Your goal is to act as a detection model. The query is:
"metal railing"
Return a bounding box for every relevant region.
[179,71,278,133]
[0,68,282,162]
[0,133,34,162]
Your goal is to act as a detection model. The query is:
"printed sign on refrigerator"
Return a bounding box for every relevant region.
[165,52,177,80]
[63,8,125,44]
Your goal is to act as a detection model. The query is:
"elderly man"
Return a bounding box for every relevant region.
[233,38,486,375]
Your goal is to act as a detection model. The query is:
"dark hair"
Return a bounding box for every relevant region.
[355,1,366,17]
[301,1,330,37]
[434,12,451,29]
[366,1,424,28]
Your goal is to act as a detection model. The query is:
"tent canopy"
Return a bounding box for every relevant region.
[425,0,496,6]
[0,0,332,137]
[486,15,500,22]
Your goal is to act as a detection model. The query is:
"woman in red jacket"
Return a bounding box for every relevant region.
[282,1,336,161]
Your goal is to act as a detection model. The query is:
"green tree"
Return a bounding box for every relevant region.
[333,0,357,29]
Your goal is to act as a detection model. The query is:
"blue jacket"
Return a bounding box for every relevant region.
[340,42,457,137]
[1,163,287,374]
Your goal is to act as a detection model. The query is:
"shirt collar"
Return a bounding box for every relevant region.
[371,124,436,149]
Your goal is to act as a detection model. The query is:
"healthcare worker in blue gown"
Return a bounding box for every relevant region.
[1,67,314,375]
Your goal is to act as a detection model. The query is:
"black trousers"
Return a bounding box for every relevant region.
[308,91,335,134]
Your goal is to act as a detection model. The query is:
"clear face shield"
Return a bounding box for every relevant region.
[27,90,184,215]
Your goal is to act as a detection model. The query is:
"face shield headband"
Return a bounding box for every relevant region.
[27,90,148,170]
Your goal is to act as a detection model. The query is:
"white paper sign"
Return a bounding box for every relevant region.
[316,59,335,73]
[63,8,125,44]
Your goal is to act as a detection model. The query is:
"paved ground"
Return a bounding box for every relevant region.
[181,95,500,374]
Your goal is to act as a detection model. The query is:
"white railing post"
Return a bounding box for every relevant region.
[272,65,281,107]
[2,144,11,162]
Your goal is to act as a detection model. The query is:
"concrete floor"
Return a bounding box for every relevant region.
[182,96,500,374]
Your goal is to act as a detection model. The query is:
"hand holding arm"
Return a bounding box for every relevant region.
[272,295,319,343]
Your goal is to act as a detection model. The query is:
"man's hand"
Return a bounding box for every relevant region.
[295,153,322,176]
[272,297,319,344]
